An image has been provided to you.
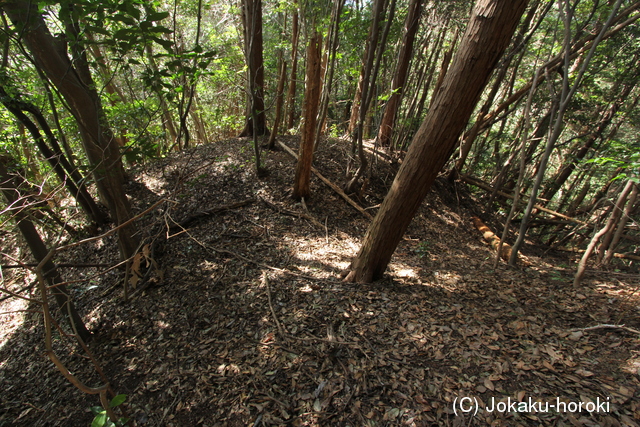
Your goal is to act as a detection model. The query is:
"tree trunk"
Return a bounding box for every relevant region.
[343,0,529,283]
[239,0,268,137]
[602,182,638,264]
[574,179,635,286]
[509,0,624,265]
[314,0,345,150]
[462,0,640,139]
[285,4,299,131]
[540,88,636,203]
[0,87,107,226]
[596,180,636,263]
[3,0,138,260]
[376,0,422,147]
[428,30,458,109]
[293,31,322,200]
[267,51,288,149]
[0,155,90,341]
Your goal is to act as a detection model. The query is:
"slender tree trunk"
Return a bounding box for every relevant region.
[602,182,638,264]
[574,179,635,286]
[345,0,392,193]
[239,0,268,137]
[343,0,529,283]
[0,155,90,341]
[510,0,624,264]
[463,0,640,138]
[293,31,322,200]
[3,1,138,259]
[429,30,458,109]
[597,180,636,263]
[376,0,422,147]
[267,51,288,149]
[314,0,345,150]
[145,44,178,152]
[0,89,107,226]
[285,4,300,131]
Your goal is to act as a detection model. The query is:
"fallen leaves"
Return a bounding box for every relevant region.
[1,137,639,426]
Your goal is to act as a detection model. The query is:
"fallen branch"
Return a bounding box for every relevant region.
[260,196,324,229]
[1,263,112,269]
[174,198,255,230]
[571,324,640,335]
[263,273,288,342]
[277,140,373,220]
[461,175,587,225]
[471,216,514,262]
[613,252,640,262]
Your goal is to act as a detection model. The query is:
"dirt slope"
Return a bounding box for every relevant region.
[1,137,639,426]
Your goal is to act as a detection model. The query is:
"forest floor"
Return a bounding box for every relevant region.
[1,136,639,427]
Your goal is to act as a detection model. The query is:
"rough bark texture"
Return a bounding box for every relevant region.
[343,0,529,283]
[292,32,322,200]
[267,52,287,150]
[239,0,268,137]
[3,0,138,260]
[285,6,299,131]
[376,0,422,147]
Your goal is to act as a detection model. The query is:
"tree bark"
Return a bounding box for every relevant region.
[292,31,322,200]
[267,50,288,150]
[285,4,299,131]
[0,87,107,226]
[376,0,422,147]
[574,179,635,286]
[239,0,268,137]
[0,155,90,341]
[343,0,529,283]
[3,0,138,260]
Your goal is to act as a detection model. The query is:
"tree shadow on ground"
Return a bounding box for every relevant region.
[2,137,639,426]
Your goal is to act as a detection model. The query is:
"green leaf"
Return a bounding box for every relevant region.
[90,406,104,416]
[113,29,132,41]
[113,14,136,25]
[147,11,170,21]
[109,394,127,408]
[91,412,107,427]
[153,38,174,51]
[149,26,173,34]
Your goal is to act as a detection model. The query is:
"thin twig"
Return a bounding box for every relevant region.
[263,272,288,342]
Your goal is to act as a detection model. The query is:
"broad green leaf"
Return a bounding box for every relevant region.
[109,394,127,407]
[91,412,107,427]
[147,11,170,21]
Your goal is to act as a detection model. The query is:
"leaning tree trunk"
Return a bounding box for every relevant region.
[602,182,638,264]
[343,0,529,283]
[3,0,138,260]
[0,155,90,341]
[574,179,635,286]
[0,89,107,226]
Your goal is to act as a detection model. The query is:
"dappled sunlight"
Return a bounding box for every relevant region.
[4,134,639,426]
[0,296,29,354]
[138,174,166,196]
